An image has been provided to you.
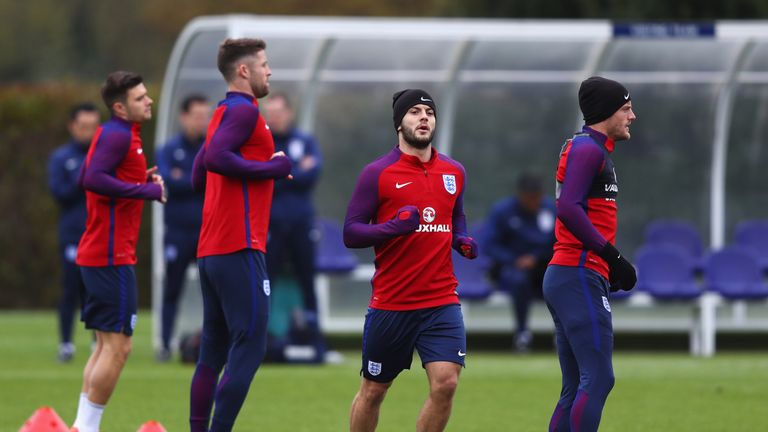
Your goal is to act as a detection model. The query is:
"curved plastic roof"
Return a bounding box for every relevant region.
[155,16,768,255]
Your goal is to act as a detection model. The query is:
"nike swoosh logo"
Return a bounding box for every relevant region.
[395,182,413,189]
[420,97,432,102]
[624,93,630,100]
[458,351,466,357]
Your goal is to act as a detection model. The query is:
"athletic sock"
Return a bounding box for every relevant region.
[73,393,88,427]
[72,396,105,432]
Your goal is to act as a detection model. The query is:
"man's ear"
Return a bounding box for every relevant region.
[112,101,126,117]
[238,63,249,79]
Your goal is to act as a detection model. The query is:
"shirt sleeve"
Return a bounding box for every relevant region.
[81,129,162,200]
[556,141,608,251]
[288,134,322,190]
[343,164,405,248]
[451,170,469,241]
[48,149,81,206]
[203,104,291,180]
[156,139,194,198]
[483,202,518,264]
[191,145,207,193]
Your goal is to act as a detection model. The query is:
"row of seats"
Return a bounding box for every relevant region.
[620,219,768,300]
[644,219,768,270]
[631,244,768,300]
[315,217,768,301]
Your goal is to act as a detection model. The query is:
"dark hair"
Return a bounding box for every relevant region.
[267,91,292,109]
[101,71,143,113]
[517,172,543,194]
[180,93,208,113]
[217,38,267,82]
[69,102,99,121]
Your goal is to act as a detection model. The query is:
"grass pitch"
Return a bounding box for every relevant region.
[0,311,766,431]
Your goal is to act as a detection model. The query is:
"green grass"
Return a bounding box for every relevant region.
[1,311,767,431]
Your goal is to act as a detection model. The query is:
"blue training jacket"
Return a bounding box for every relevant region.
[48,140,88,244]
[271,128,322,223]
[157,132,204,233]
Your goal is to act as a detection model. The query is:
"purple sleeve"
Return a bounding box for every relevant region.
[343,164,406,248]
[204,104,291,180]
[451,164,469,240]
[191,145,206,192]
[557,141,608,251]
[81,129,162,200]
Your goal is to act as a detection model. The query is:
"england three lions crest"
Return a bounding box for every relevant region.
[368,360,382,376]
[443,174,457,195]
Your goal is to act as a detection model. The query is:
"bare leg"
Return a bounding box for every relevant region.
[86,331,132,405]
[81,332,103,394]
[416,362,462,432]
[349,378,392,432]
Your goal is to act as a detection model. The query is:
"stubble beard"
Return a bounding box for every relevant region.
[402,125,434,150]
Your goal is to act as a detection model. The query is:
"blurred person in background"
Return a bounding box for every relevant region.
[155,94,211,362]
[543,76,637,432]
[263,92,327,362]
[72,71,166,432]
[484,172,555,352]
[47,102,100,363]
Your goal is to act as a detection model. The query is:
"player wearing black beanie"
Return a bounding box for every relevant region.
[579,76,631,126]
[392,89,437,132]
[542,75,637,432]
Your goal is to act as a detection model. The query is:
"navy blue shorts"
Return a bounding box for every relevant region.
[361,304,466,383]
[197,249,270,340]
[80,265,138,336]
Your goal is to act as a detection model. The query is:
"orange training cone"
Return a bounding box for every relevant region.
[136,420,167,432]
[18,406,69,432]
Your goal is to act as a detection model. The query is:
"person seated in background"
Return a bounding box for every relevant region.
[155,94,211,362]
[484,173,555,352]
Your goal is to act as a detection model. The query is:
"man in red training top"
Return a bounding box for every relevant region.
[188,38,292,432]
[72,71,166,432]
[344,89,478,432]
[543,76,638,432]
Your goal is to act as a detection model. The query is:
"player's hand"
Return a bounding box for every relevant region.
[391,205,420,235]
[597,242,636,292]
[146,166,158,181]
[515,254,536,270]
[270,151,293,180]
[453,236,478,260]
[151,172,167,204]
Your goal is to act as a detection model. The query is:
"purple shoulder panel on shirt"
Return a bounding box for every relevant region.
[343,148,403,248]
[557,136,607,251]
[81,126,161,200]
[203,101,290,180]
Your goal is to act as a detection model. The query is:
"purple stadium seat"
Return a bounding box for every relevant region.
[634,244,701,299]
[314,218,358,273]
[733,220,768,270]
[453,251,493,299]
[454,221,493,300]
[644,220,704,264]
[705,246,768,300]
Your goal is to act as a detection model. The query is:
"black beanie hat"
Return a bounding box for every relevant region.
[578,76,631,125]
[392,89,437,131]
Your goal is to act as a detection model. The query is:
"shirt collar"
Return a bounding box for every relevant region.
[394,145,438,168]
[582,125,615,153]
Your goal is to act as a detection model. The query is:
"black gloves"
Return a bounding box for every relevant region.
[597,242,637,292]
